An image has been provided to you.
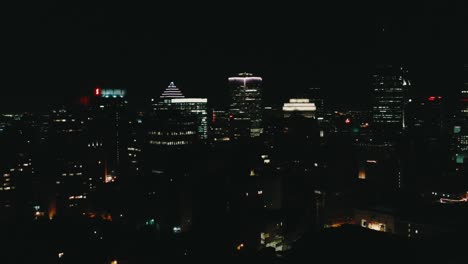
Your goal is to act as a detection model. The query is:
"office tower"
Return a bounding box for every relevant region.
[406,96,444,142]
[91,88,129,179]
[229,73,263,138]
[282,98,320,146]
[127,112,145,178]
[282,99,316,119]
[211,110,231,142]
[263,105,283,142]
[372,65,411,135]
[48,108,96,213]
[0,137,35,216]
[454,66,468,164]
[149,82,208,146]
[170,98,208,140]
[307,88,325,118]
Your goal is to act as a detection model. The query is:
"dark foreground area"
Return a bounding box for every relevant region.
[1,219,466,264]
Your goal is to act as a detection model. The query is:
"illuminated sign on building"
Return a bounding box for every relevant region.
[96,88,127,98]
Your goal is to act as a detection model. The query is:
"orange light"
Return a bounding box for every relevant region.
[48,199,56,220]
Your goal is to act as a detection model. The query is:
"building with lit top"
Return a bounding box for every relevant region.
[229,73,263,138]
[149,82,208,146]
[372,65,411,135]
[282,99,316,118]
[92,88,129,179]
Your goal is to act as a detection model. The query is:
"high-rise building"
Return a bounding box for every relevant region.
[406,96,444,142]
[47,107,97,214]
[91,88,129,179]
[148,82,208,146]
[307,88,325,118]
[211,110,231,142]
[454,66,468,164]
[229,73,263,138]
[282,99,316,119]
[372,65,411,135]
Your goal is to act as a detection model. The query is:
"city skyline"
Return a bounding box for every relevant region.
[2,2,465,111]
[0,2,467,263]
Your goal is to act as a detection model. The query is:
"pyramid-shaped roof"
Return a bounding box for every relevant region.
[160,82,185,99]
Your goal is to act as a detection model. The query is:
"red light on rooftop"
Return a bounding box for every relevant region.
[95,87,101,96]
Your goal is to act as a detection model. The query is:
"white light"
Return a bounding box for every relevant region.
[283,100,317,112]
[289,99,310,103]
[228,77,262,82]
[170,98,208,103]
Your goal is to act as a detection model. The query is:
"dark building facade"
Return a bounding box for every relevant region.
[372,65,411,138]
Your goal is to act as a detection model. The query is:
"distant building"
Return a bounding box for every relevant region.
[406,96,444,142]
[282,98,316,119]
[229,73,263,138]
[149,82,208,146]
[211,110,231,142]
[92,87,129,178]
[355,206,462,239]
[372,65,411,136]
[454,66,468,164]
[307,88,325,119]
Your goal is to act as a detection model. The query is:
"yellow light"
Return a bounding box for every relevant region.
[236,243,244,251]
[111,261,118,264]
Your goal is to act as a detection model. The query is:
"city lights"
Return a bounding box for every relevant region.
[0,8,465,261]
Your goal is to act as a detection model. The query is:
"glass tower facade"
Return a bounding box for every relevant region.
[149,82,208,146]
[372,65,411,134]
[455,65,468,164]
[229,73,263,138]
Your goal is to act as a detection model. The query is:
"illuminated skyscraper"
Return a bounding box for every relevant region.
[372,65,411,134]
[282,99,316,119]
[229,73,263,138]
[92,88,129,179]
[149,82,208,146]
[454,65,468,164]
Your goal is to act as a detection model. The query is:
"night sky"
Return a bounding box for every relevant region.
[3,2,466,111]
